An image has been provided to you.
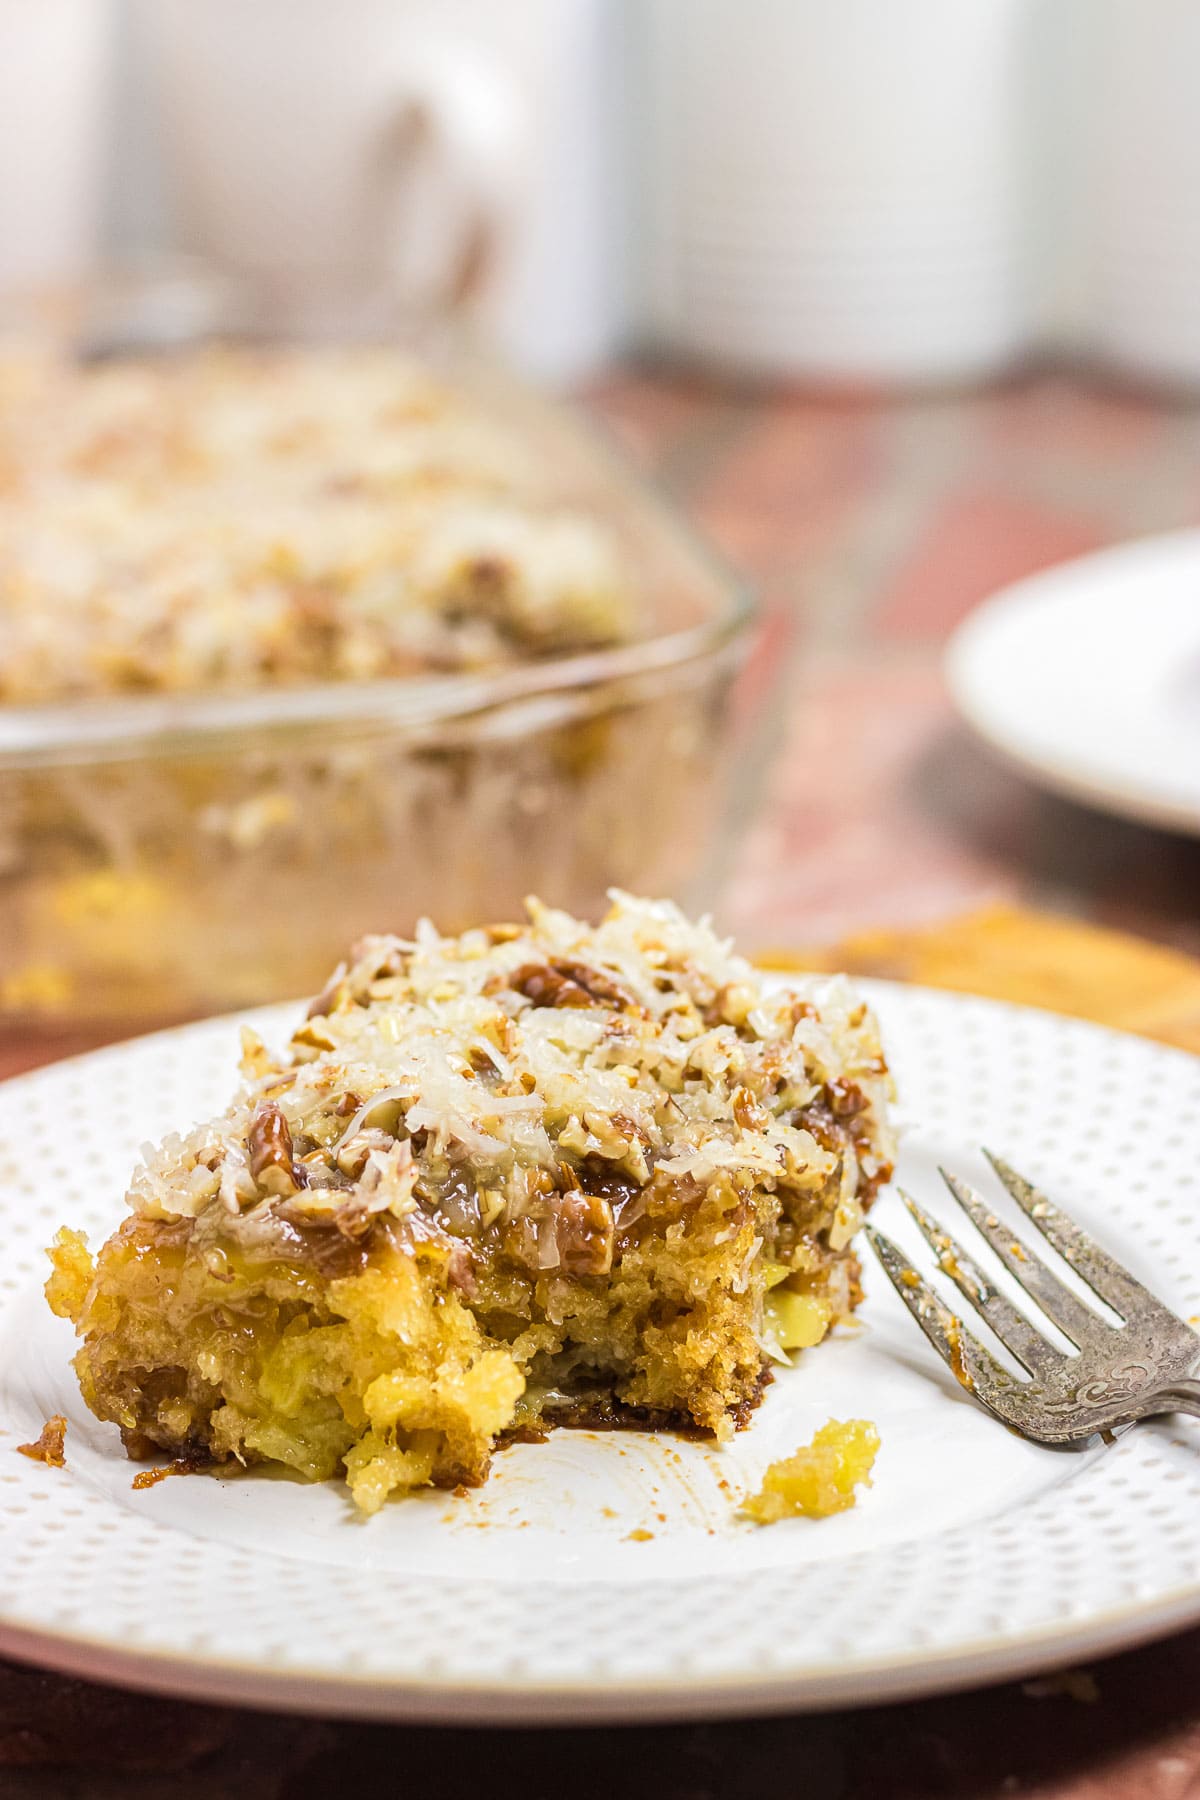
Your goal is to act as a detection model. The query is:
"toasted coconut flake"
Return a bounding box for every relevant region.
[122,893,894,1279]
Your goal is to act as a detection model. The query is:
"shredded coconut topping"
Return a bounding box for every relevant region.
[0,345,635,703]
[125,892,895,1279]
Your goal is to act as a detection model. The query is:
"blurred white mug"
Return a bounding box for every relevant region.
[0,0,114,293]
[135,0,621,379]
[641,0,1038,383]
[1088,0,1200,387]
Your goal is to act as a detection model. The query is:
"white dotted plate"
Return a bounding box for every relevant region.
[0,980,1197,1722]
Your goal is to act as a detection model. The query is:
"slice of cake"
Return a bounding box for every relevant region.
[47,893,895,1513]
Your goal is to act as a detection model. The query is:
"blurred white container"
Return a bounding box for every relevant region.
[641,0,1037,383]
[1088,0,1200,387]
[134,0,622,381]
[0,0,114,291]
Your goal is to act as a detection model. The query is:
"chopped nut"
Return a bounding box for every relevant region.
[554,960,639,1010]
[510,958,637,1012]
[354,1140,417,1222]
[717,981,758,1026]
[510,962,591,1009]
[247,1102,299,1196]
[733,1085,769,1132]
[524,1167,558,1203]
[238,1026,274,1081]
[335,1127,395,1179]
[291,1020,337,1056]
[553,1190,615,1277]
[184,1163,221,1206]
[480,1188,506,1229]
[328,1197,375,1240]
[825,1078,868,1119]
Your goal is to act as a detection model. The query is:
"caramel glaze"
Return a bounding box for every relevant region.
[496,1362,775,1450]
[135,1092,890,1294]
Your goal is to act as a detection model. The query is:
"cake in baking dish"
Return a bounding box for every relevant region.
[0,344,634,703]
[47,893,894,1512]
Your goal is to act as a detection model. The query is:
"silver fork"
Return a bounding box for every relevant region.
[866,1150,1200,1442]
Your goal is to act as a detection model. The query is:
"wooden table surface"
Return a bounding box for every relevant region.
[4,366,1200,1796]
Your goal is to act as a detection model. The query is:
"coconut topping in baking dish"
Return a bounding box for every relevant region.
[0,345,635,703]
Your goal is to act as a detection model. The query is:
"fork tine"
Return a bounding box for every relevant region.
[864,1224,1018,1401]
[983,1151,1172,1324]
[899,1191,1060,1377]
[939,1168,1104,1347]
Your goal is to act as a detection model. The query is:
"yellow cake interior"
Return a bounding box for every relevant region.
[48,893,894,1513]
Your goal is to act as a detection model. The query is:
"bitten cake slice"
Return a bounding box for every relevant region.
[47,893,895,1513]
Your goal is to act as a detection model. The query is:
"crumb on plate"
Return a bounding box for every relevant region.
[17,1415,67,1467]
[741,1418,879,1523]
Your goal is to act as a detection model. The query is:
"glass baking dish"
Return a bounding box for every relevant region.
[0,316,764,1035]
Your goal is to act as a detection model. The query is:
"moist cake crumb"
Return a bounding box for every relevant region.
[47,892,894,1513]
[741,1418,880,1523]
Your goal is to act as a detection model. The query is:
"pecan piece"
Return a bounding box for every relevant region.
[554,1190,615,1277]
[248,1102,299,1196]
[329,1197,375,1241]
[510,958,636,1012]
[733,1085,770,1132]
[556,959,638,1010]
[825,1079,868,1119]
[510,962,591,1008]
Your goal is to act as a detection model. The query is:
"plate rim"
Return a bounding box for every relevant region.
[944,524,1200,839]
[0,1577,1199,1723]
[1,980,1197,1723]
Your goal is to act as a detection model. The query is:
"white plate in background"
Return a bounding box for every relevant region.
[0,981,1197,1721]
[946,529,1200,836]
